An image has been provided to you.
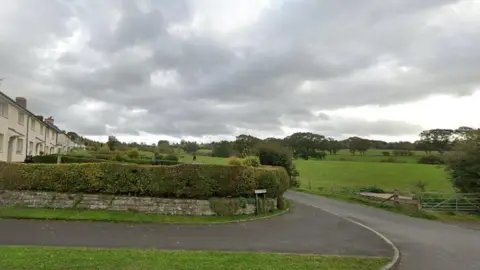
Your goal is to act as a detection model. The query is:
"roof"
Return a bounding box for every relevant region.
[0,91,64,134]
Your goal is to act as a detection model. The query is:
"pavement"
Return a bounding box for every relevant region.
[286,191,480,270]
[0,202,392,257]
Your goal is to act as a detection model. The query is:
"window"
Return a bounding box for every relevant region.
[0,133,4,153]
[18,112,25,125]
[29,141,33,155]
[16,138,24,154]
[40,125,44,135]
[52,131,55,140]
[30,118,35,131]
[0,102,8,117]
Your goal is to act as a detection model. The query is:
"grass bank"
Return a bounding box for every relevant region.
[0,205,288,224]
[296,188,480,222]
[0,246,390,270]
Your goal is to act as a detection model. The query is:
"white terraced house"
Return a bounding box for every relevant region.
[0,91,84,162]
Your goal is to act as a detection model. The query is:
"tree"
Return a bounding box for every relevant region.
[445,129,480,194]
[325,138,341,155]
[284,132,327,159]
[181,140,198,154]
[419,129,455,154]
[107,136,119,151]
[257,142,299,187]
[157,140,174,154]
[346,136,370,155]
[212,141,233,158]
[233,134,261,157]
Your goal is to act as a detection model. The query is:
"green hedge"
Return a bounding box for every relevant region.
[0,163,289,199]
[32,155,107,164]
[32,155,182,166]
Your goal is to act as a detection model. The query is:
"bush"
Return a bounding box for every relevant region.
[359,186,385,193]
[0,163,289,200]
[382,151,390,156]
[208,197,239,216]
[31,155,107,164]
[227,156,243,166]
[257,143,299,187]
[163,154,179,161]
[127,149,140,159]
[417,155,445,165]
[242,156,260,167]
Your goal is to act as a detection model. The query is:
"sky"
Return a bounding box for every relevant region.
[1,0,480,144]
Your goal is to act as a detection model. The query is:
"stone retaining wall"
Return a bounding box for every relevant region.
[0,190,277,216]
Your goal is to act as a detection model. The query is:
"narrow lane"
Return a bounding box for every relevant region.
[286,191,480,270]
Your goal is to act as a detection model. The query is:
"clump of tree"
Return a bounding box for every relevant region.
[346,137,370,156]
[445,129,480,194]
[257,142,299,187]
[212,141,234,158]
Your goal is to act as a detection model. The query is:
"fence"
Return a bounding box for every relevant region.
[418,192,480,213]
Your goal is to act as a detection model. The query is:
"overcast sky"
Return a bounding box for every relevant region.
[1,0,479,144]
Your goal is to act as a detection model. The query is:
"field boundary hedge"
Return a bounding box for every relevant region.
[32,155,182,166]
[0,163,289,199]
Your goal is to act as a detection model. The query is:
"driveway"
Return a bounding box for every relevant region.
[0,202,392,258]
[286,191,480,270]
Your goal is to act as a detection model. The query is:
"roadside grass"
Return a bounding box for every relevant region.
[296,188,480,222]
[296,160,452,193]
[0,246,390,270]
[0,206,288,224]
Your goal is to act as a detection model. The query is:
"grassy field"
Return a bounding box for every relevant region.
[0,207,286,224]
[296,160,452,193]
[0,246,390,270]
[325,149,427,163]
[177,154,451,193]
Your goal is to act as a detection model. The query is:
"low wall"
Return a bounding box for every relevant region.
[0,190,277,216]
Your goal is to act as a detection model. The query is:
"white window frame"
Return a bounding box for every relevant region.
[40,125,44,135]
[0,102,8,117]
[31,118,35,131]
[16,138,23,154]
[18,111,25,125]
[29,141,33,155]
[0,133,4,153]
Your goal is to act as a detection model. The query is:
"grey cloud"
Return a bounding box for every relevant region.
[1,0,478,141]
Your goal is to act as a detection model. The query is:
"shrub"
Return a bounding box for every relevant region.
[0,163,288,199]
[163,154,179,161]
[227,156,243,166]
[127,149,140,159]
[208,197,239,216]
[242,156,260,167]
[382,151,390,156]
[114,151,127,161]
[31,155,107,164]
[257,143,299,187]
[417,155,445,165]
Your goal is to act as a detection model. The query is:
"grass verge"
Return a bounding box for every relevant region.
[0,203,289,224]
[295,188,480,223]
[0,246,390,270]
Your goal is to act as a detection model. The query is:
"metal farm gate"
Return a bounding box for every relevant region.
[419,192,480,213]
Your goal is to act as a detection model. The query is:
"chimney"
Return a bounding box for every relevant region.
[15,97,27,109]
[36,115,44,121]
[45,116,54,125]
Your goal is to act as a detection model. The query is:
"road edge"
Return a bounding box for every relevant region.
[302,201,401,269]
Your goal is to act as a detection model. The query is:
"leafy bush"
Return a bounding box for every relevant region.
[393,150,414,156]
[257,143,299,187]
[382,151,390,156]
[445,133,480,193]
[163,154,179,161]
[227,156,243,166]
[208,197,239,216]
[242,156,260,167]
[417,155,445,165]
[127,149,140,159]
[0,163,288,199]
[114,151,126,161]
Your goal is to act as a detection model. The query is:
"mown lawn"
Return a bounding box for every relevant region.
[325,149,427,163]
[0,246,390,270]
[296,160,452,193]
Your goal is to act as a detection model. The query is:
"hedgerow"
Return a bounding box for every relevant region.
[0,163,289,199]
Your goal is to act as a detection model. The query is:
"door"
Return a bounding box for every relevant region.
[7,137,14,162]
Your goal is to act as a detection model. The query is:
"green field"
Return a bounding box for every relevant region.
[0,246,389,270]
[296,160,452,193]
[324,149,427,163]
[177,154,451,194]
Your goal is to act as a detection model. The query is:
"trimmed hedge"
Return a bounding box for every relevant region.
[31,155,182,166]
[0,163,289,199]
[32,155,107,164]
